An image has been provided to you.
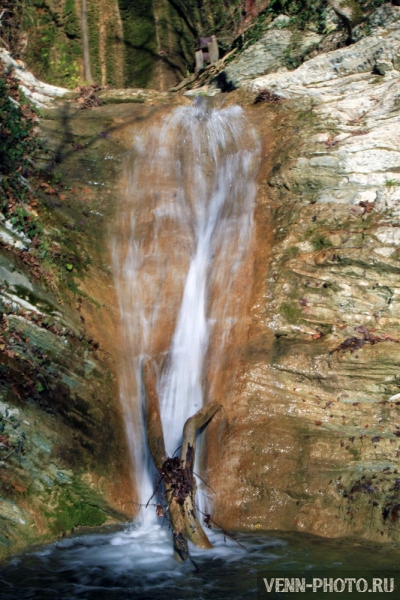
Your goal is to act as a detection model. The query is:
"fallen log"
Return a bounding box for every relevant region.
[142,357,221,561]
[168,48,237,93]
[179,400,221,551]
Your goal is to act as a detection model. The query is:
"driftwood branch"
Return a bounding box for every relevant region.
[169,71,200,93]
[142,357,221,561]
[179,400,221,551]
[181,401,221,460]
[168,48,237,93]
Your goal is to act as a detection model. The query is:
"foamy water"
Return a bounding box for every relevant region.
[2,526,399,599]
[0,527,282,599]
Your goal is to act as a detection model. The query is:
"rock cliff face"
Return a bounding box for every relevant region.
[0,98,163,560]
[224,18,322,87]
[205,4,400,543]
[2,2,400,561]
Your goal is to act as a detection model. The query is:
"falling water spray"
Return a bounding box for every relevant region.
[113,98,260,532]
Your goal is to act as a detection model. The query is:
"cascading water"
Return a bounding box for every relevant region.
[3,100,400,600]
[113,98,260,531]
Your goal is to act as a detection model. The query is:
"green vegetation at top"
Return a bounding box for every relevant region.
[0,68,92,294]
[0,69,43,239]
[233,0,327,53]
[1,0,393,89]
[233,0,389,54]
[118,0,157,88]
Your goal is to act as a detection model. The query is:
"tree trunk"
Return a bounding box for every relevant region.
[81,0,93,83]
[179,400,220,550]
[98,0,106,86]
[142,357,221,561]
[114,0,125,87]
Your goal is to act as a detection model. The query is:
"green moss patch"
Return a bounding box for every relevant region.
[281,301,303,324]
[44,480,107,534]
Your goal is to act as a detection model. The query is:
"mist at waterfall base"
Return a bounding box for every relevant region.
[2,527,400,599]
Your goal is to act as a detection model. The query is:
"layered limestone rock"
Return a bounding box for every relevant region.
[0,100,160,560]
[205,5,400,543]
[249,7,400,209]
[0,49,69,107]
[224,18,322,88]
[328,0,366,38]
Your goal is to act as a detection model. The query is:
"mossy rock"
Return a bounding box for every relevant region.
[44,481,108,534]
[328,0,366,28]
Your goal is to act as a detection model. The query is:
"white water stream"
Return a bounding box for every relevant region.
[114,99,260,529]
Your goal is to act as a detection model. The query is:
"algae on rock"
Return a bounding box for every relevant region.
[0,99,159,561]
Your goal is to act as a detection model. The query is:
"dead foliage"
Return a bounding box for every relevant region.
[145,454,246,558]
[347,112,367,125]
[311,328,325,340]
[0,67,43,240]
[330,326,400,355]
[350,129,369,137]
[383,502,400,523]
[359,200,374,214]
[254,89,283,104]
[77,85,103,109]
[159,455,194,507]
[0,238,50,281]
[0,306,100,363]
[338,469,400,526]
[323,135,338,148]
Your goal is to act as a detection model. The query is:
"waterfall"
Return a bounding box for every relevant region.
[113,98,260,530]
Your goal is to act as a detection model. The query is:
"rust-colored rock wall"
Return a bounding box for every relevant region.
[0,100,169,561]
[206,92,400,544]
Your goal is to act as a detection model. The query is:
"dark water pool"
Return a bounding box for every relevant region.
[0,525,399,599]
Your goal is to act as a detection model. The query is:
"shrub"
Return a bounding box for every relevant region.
[0,67,42,238]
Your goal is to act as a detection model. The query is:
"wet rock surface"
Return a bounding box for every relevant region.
[205,11,400,543]
[3,4,400,559]
[0,101,166,560]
